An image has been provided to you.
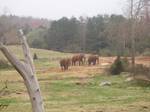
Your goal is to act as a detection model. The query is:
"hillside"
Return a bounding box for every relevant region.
[0,46,150,112]
[0,45,71,59]
[0,45,72,68]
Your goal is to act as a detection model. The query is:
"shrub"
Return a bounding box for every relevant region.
[33,53,38,60]
[109,56,129,75]
[129,64,150,84]
[134,64,150,76]
[121,57,130,71]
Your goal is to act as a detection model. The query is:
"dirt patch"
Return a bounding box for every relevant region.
[44,56,150,78]
[135,56,150,67]
[37,65,105,79]
[37,57,115,78]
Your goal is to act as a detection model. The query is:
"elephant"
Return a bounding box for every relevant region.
[72,54,86,66]
[59,58,71,70]
[88,55,99,65]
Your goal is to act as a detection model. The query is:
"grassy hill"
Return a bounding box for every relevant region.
[0,46,150,112]
[0,45,72,69]
[0,45,72,59]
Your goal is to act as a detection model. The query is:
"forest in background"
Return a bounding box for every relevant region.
[0,14,150,56]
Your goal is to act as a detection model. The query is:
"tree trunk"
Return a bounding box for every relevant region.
[0,29,45,112]
[130,0,136,76]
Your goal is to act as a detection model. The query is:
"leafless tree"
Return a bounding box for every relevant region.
[125,0,150,76]
[0,30,45,112]
[126,0,147,75]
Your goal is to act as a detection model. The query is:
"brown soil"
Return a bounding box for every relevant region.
[38,56,150,77]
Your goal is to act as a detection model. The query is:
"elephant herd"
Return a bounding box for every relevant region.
[59,54,99,71]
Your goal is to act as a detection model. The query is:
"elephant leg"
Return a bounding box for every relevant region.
[79,61,81,66]
[81,60,83,65]
[65,65,68,70]
[97,60,99,64]
[72,61,74,66]
[62,66,64,71]
[67,65,69,70]
[93,60,96,65]
[88,61,91,66]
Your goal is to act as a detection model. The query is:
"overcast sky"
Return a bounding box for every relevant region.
[0,0,126,20]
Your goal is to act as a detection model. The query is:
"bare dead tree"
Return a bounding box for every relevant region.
[0,29,45,112]
[126,0,150,76]
[144,0,150,21]
[127,0,144,76]
[130,0,136,76]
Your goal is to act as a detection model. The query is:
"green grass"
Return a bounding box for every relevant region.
[0,45,71,59]
[1,73,150,112]
[0,46,150,112]
[0,45,72,69]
